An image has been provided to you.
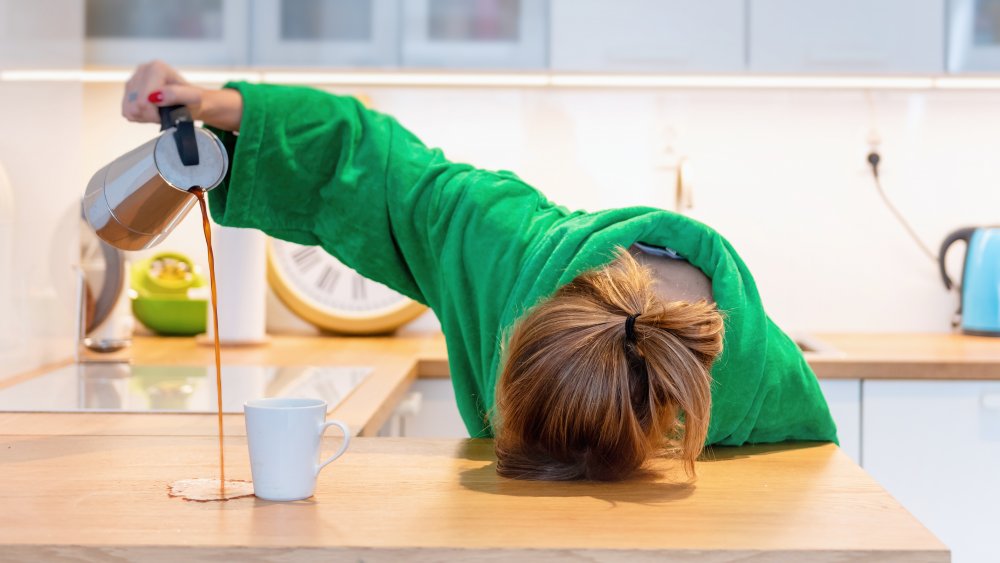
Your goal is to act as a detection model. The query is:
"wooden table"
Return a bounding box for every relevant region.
[0,435,948,562]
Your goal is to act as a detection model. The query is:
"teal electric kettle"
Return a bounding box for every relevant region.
[939,227,1000,336]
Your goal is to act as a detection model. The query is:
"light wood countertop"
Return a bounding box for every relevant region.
[0,333,955,560]
[0,435,947,562]
[809,332,1000,380]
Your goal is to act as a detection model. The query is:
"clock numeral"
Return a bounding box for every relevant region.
[316,266,341,294]
[292,246,321,273]
[352,276,367,301]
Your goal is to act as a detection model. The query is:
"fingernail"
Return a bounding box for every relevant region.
[147,91,163,103]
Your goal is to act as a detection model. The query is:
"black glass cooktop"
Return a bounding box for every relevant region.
[0,363,371,414]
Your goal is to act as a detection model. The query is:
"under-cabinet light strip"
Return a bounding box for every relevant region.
[548,74,937,89]
[260,71,550,86]
[3,69,1000,90]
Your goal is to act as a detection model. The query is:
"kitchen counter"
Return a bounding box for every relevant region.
[807,332,1000,380]
[0,333,448,438]
[94,331,1000,383]
[1,331,996,439]
[0,435,946,562]
[0,332,961,560]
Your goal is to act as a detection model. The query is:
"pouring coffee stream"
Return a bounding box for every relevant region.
[192,187,226,494]
[84,106,232,498]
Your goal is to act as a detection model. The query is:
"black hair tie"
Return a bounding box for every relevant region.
[624,313,640,343]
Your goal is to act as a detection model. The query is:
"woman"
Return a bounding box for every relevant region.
[123,61,837,481]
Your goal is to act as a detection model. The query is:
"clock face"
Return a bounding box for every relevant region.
[267,239,426,334]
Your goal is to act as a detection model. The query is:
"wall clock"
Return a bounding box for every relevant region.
[266,238,427,335]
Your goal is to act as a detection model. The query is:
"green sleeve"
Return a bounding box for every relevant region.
[207,82,558,313]
[207,83,569,434]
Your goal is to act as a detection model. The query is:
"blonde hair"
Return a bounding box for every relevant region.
[494,249,723,481]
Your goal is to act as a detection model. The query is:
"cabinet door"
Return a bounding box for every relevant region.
[817,379,861,464]
[749,0,945,73]
[0,0,83,69]
[251,0,398,67]
[550,0,744,72]
[401,0,547,69]
[948,0,1000,72]
[85,0,249,66]
[863,380,1000,563]
[384,379,468,438]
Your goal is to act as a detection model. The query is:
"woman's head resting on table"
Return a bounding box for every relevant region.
[494,249,723,481]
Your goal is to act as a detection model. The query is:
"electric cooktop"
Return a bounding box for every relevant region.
[0,363,371,414]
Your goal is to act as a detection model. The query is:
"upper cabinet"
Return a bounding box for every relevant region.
[748,0,945,73]
[0,0,83,69]
[948,0,1000,72]
[400,0,548,69]
[549,0,745,72]
[251,0,398,67]
[78,0,1000,76]
[85,0,249,66]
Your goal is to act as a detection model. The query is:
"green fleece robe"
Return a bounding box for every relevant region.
[207,82,838,446]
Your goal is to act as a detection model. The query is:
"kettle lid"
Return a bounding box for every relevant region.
[153,127,228,191]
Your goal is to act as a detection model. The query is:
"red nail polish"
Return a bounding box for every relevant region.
[148,91,163,103]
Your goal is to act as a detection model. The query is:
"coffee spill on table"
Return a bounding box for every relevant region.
[169,478,254,502]
[193,187,225,497]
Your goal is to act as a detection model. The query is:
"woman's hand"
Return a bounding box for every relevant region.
[121,60,203,124]
[121,60,243,132]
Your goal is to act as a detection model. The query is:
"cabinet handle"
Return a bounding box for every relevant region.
[982,393,1000,411]
[607,55,685,65]
[804,51,888,69]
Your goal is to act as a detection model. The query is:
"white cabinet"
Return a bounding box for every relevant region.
[863,380,1000,563]
[251,0,399,67]
[748,0,945,73]
[550,0,745,72]
[948,0,1000,72]
[84,0,249,66]
[400,0,548,69]
[381,379,468,438]
[817,379,861,464]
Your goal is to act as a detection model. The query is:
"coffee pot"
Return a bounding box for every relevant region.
[83,105,228,251]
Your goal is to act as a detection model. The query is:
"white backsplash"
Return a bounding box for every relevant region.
[76,83,1000,337]
[0,82,83,377]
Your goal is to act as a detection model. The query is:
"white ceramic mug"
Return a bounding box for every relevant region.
[244,398,351,501]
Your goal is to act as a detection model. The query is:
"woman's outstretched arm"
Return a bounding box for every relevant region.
[120,62,562,318]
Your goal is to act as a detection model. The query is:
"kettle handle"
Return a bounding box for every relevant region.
[158,105,189,131]
[158,105,200,167]
[939,227,976,290]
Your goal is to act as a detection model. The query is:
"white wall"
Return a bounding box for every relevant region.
[78,83,1000,335]
[0,0,83,377]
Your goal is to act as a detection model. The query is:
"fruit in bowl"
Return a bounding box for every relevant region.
[131,252,207,336]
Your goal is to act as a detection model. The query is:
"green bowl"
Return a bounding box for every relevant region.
[132,297,207,336]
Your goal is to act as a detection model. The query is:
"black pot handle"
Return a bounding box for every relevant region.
[158,105,200,167]
[939,227,976,290]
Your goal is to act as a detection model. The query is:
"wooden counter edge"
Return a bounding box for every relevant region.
[0,545,949,563]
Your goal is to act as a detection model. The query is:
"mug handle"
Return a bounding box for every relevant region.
[316,420,351,476]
